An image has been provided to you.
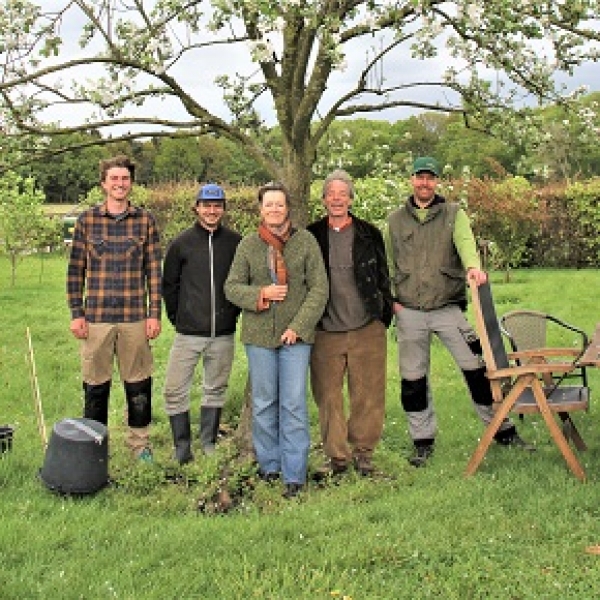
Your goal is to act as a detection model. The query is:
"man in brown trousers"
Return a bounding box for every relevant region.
[307,169,393,476]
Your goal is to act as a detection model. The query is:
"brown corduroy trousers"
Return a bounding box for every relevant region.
[310,320,387,464]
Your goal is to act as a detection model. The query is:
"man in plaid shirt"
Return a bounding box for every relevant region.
[67,155,162,461]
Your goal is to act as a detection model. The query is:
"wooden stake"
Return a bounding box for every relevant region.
[26,327,48,449]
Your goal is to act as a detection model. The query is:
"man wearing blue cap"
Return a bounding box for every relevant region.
[387,157,533,467]
[162,183,242,463]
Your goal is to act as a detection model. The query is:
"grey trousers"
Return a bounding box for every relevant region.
[163,333,235,415]
[396,304,514,441]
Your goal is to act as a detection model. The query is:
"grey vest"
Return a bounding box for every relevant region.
[388,200,466,311]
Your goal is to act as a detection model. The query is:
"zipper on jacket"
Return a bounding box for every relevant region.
[209,232,216,337]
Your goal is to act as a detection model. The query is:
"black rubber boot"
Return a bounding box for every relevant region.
[83,381,111,425]
[169,412,194,464]
[408,439,434,467]
[199,407,222,454]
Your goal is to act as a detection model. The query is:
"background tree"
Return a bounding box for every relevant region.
[152,137,209,183]
[16,132,107,204]
[0,172,49,284]
[1,1,598,224]
[435,115,520,178]
[314,119,398,179]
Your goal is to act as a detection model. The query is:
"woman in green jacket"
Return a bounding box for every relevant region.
[225,182,328,498]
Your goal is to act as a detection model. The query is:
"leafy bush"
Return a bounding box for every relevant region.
[564,179,600,267]
[78,174,597,269]
[446,176,541,279]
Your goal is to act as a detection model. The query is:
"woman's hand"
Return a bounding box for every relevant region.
[281,328,298,345]
[263,284,288,302]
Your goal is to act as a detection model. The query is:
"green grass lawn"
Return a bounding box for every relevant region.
[1,255,599,599]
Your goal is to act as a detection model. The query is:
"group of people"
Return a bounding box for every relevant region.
[67,154,533,498]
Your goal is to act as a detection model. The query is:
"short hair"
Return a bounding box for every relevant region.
[322,169,354,199]
[257,181,290,207]
[99,155,135,183]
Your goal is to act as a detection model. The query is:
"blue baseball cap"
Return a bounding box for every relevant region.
[196,183,226,204]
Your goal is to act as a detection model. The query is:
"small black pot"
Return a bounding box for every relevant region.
[0,425,13,453]
[40,418,109,495]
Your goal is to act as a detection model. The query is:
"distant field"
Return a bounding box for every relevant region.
[42,203,80,217]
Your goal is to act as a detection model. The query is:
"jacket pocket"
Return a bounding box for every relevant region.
[440,266,466,281]
[88,238,105,260]
[126,237,145,258]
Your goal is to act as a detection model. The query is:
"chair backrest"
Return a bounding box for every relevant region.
[501,310,548,352]
[469,279,510,371]
[500,309,589,387]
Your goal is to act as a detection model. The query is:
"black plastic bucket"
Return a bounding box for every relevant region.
[40,418,109,495]
[0,426,13,453]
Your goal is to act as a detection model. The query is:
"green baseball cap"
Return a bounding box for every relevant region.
[412,156,441,177]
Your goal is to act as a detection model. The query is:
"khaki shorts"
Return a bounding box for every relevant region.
[80,321,153,385]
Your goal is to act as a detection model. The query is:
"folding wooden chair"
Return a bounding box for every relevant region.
[500,309,589,450]
[464,280,590,482]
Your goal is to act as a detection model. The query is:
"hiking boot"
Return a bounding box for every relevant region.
[282,483,303,499]
[496,432,536,452]
[258,470,280,483]
[315,458,349,477]
[353,455,374,476]
[408,444,434,468]
[137,447,153,463]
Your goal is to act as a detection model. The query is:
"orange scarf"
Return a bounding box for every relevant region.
[258,222,290,285]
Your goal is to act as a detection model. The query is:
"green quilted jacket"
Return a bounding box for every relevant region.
[224,229,328,348]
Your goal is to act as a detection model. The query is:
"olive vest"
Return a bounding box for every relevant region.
[388,199,467,311]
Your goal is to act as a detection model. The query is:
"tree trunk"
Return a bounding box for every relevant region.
[10,253,17,286]
[281,144,315,227]
[233,378,254,458]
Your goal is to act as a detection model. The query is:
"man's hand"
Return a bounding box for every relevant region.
[69,317,88,339]
[467,268,488,286]
[146,317,161,340]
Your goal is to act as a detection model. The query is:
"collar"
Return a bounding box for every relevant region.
[409,194,445,209]
[328,215,353,232]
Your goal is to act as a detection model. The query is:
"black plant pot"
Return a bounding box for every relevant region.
[0,425,13,453]
[40,418,109,495]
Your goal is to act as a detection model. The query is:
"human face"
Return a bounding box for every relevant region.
[411,171,438,207]
[260,190,289,229]
[195,201,224,231]
[323,180,352,219]
[100,166,132,204]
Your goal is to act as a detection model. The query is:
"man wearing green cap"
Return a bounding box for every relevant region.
[387,157,533,467]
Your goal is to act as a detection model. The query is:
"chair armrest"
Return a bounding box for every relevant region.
[546,315,590,347]
[486,362,581,380]
[509,348,583,360]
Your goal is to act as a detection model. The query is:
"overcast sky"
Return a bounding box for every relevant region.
[40,3,599,133]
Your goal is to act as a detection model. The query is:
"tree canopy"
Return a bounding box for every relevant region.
[1,0,599,220]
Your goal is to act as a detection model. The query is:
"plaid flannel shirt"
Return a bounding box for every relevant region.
[67,203,162,323]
